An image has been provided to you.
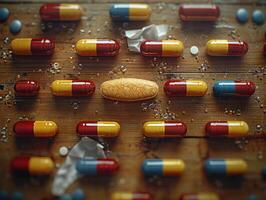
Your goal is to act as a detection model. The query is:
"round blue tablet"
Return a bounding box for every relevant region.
[0,190,9,200]
[236,8,249,23]
[11,192,23,200]
[252,10,265,25]
[0,8,10,22]
[59,194,72,200]
[9,19,22,34]
[247,195,260,200]
[262,165,266,179]
[71,189,85,200]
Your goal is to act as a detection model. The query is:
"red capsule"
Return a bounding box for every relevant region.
[11,38,55,56]
[179,4,220,22]
[14,80,40,97]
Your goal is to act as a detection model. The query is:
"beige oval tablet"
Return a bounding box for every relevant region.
[100,78,159,101]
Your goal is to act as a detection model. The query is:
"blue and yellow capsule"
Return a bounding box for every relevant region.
[109,4,151,21]
[141,159,185,177]
[213,80,256,97]
[204,159,247,176]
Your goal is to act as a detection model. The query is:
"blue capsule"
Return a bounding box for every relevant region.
[11,192,23,200]
[236,8,248,23]
[247,195,260,200]
[59,194,72,200]
[252,10,265,25]
[9,19,22,34]
[0,8,10,22]
[71,189,85,200]
[213,80,255,97]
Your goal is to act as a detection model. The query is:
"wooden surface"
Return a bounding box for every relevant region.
[0,1,266,200]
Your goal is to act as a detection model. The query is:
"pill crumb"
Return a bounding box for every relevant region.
[59,146,69,156]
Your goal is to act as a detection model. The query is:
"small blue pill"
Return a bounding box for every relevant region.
[0,190,9,200]
[9,19,22,34]
[236,8,249,23]
[59,194,72,200]
[71,189,85,200]
[262,165,266,179]
[11,192,23,200]
[252,10,265,25]
[247,195,260,200]
[0,8,10,22]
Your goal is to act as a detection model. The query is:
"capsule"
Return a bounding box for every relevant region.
[13,120,58,137]
[179,4,220,21]
[76,39,120,57]
[76,121,120,137]
[179,193,220,200]
[111,192,153,200]
[39,4,82,21]
[11,38,55,56]
[51,80,95,96]
[143,121,187,138]
[140,40,184,57]
[10,156,54,176]
[164,80,208,97]
[109,4,151,21]
[205,121,249,137]
[141,159,185,176]
[76,158,119,176]
[14,80,40,97]
[206,40,248,56]
[213,81,256,97]
[204,159,248,176]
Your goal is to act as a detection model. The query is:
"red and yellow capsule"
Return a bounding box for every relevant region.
[179,193,220,200]
[76,121,120,137]
[140,40,184,57]
[11,38,55,56]
[10,156,54,176]
[205,121,249,137]
[206,40,248,56]
[111,192,153,200]
[39,4,82,21]
[51,80,95,96]
[179,4,220,22]
[143,121,187,138]
[164,80,208,97]
[14,80,40,97]
[13,120,58,137]
[76,39,120,56]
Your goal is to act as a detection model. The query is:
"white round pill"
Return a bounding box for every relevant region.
[59,146,69,156]
[190,45,199,55]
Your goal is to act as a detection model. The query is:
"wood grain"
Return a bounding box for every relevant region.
[0,2,265,200]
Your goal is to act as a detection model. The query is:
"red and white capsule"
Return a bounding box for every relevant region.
[179,4,220,21]
[14,80,40,97]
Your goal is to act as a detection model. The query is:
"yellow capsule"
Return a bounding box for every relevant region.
[40,4,82,21]
[206,39,248,56]
[51,80,95,97]
[10,156,54,176]
[164,80,208,97]
[142,159,185,176]
[111,192,153,200]
[76,121,120,137]
[13,120,58,137]
[179,192,220,200]
[143,121,187,138]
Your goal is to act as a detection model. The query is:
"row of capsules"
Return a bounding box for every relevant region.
[11,3,264,57]
[10,37,250,57]
[14,79,256,98]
